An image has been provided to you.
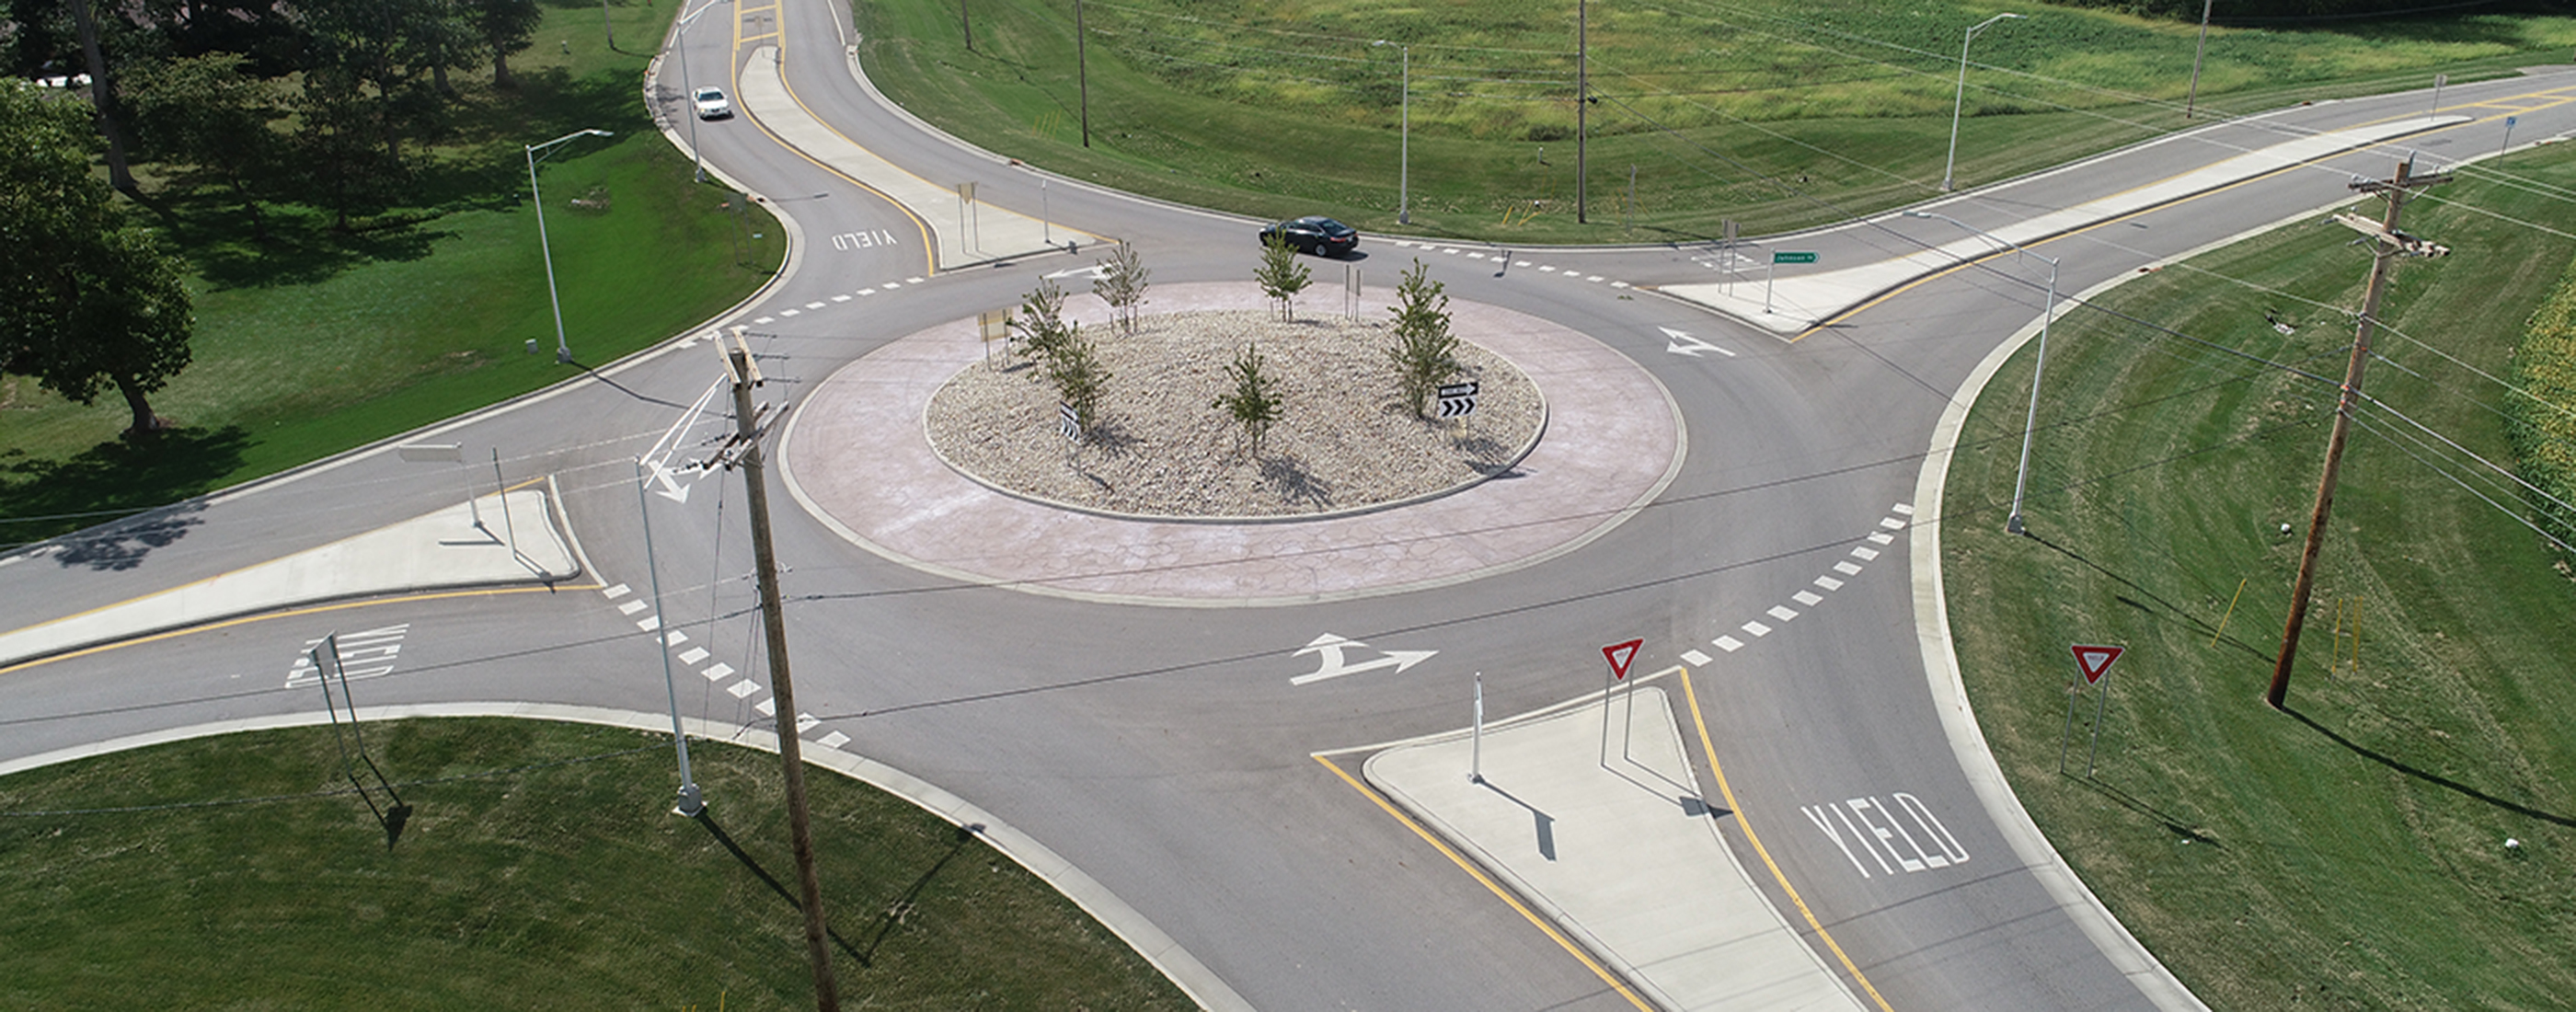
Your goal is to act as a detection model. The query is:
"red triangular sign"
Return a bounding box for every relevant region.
[2071,644,2124,685]
[1604,638,1644,680]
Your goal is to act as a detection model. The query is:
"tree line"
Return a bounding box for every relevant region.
[2050,0,2576,23]
[6,0,549,224]
[4,0,558,436]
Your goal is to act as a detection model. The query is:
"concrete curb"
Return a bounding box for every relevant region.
[1902,196,2412,1012]
[0,703,1252,1012]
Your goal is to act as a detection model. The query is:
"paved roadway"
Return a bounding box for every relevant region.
[7,0,2576,1006]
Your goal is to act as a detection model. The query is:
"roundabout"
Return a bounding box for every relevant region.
[780,282,1684,606]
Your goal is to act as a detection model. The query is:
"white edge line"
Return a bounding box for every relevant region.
[0,703,1254,1012]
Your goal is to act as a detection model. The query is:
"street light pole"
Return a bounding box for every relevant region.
[673,0,719,183]
[1375,40,1409,225]
[2185,0,2214,120]
[1942,12,2022,193]
[1909,211,2058,533]
[635,458,704,817]
[526,128,613,365]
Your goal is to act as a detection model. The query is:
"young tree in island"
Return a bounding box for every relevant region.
[1255,231,1311,322]
[0,82,196,436]
[1045,328,1110,438]
[1386,259,1458,419]
[1008,276,1074,364]
[1211,342,1283,457]
[1093,241,1150,336]
[1010,276,1110,437]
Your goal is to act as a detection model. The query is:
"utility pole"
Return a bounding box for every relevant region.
[2185,0,2214,120]
[721,328,841,1011]
[2269,159,2450,709]
[1576,0,1589,224]
[1076,0,1090,148]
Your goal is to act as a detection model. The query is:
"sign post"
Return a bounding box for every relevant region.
[2503,114,2519,155]
[1600,638,1642,765]
[1766,251,1816,314]
[1436,381,1478,420]
[1721,219,1739,293]
[1471,672,1485,784]
[2060,645,2124,775]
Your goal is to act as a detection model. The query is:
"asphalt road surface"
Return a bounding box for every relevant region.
[9,3,2575,1008]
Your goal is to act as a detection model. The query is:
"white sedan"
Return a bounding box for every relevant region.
[692,86,731,120]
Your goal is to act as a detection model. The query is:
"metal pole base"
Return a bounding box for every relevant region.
[557,347,574,365]
[673,783,705,817]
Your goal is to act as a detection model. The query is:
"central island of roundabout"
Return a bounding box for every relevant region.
[779,282,1683,606]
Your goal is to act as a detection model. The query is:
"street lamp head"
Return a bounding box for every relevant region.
[585,129,614,137]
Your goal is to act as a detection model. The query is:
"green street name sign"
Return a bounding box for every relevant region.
[1773,251,1819,264]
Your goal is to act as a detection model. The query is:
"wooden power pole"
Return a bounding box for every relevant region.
[722,328,842,1011]
[2269,159,2450,709]
[1576,0,1588,224]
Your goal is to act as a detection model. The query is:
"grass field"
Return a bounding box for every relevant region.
[858,0,2576,243]
[0,0,782,546]
[0,718,1191,1009]
[1938,144,2576,1006]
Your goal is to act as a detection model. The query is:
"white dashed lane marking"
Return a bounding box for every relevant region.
[1689,503,1913,670]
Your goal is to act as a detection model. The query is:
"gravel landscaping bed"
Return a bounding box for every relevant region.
[926,309,1544,519]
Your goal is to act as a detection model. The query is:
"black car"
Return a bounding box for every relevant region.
[1258,216,1360,258]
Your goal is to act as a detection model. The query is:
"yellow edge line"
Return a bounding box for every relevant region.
[731,47,942,275]
[1311,754,1654,1011]
[763,26,1112,274]
[0,583,603,677]
[1678,668,1896,1011]
[1788,84,2576,343]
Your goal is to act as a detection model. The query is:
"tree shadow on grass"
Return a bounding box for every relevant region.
[2282,707,2576,830]
[130,63,650,293]
[0,425,250,561]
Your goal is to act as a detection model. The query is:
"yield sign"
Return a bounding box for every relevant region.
[1603,638,1644,680]
[2071,644,2124,685]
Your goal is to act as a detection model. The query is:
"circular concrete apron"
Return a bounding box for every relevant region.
[778,282,1683,607]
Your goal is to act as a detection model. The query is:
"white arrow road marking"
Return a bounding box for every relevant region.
[639,375,730,503]
[1661,327,1737,358]
[1044,264,1110,281]
[1291,633,1437,685]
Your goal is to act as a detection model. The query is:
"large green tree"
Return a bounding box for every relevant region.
[1,83,197,436]
[126,52,288,237]
[465,0,544,88]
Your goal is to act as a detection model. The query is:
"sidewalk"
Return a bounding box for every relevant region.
[0,487,580,669]
[1366,681,1868,1012]
[1664,115,2468,335]
[736,45,1066,270]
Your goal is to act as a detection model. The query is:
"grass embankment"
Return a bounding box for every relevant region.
[1940,147,2576,1006]
[0,0,783,546]
[858,0,2576,244]
[0,718,1191,1009]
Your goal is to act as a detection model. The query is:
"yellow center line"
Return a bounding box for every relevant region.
[1678,668,1896,1011]
[1311,753,1655,1011]
[0,583,605,677]
[1791,82,2576,342]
